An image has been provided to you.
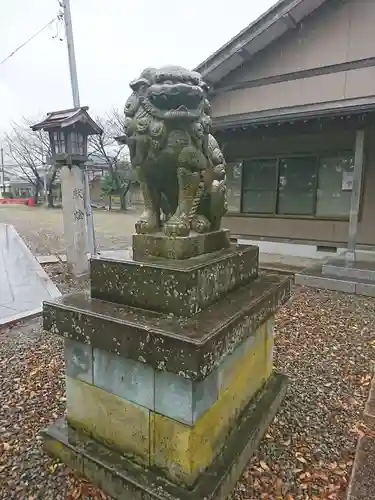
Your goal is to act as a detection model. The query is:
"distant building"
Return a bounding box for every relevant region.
[1,168,34,198]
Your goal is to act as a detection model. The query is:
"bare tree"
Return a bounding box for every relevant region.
[3,118,58,207]
[88,109,133,211]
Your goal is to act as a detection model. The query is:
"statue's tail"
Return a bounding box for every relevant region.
[188,172,205,224]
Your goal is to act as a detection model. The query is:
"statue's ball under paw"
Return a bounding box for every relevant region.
[135,217,159,234]
[191,215,210,234]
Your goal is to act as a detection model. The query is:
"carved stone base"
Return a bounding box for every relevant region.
[132,229,231,261]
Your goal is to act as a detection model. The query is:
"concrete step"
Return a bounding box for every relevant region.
[295,264,375,296]
[323,258,375,282]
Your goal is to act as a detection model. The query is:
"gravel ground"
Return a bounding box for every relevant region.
[44,262,89,294]
[1,282,374,499]
[0,205,140,255]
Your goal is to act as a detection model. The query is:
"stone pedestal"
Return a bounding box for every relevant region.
[132,229,231,260]
[42,230,291,499]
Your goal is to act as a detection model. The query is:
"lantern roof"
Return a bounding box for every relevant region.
[31,106,102,136]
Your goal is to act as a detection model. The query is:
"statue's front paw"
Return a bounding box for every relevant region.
[135,212,159,234]
[163,215,190,237]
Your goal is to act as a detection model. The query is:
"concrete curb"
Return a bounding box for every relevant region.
[346,436,375,500]
[0,224,61,328]
[346,370,375,499]
[37,255,67,264]
[0,308,42,329]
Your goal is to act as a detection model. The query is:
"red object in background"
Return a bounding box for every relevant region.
[0,197,35,206]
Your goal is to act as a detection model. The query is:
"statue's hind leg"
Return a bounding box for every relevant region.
[163,167,200,237]
[164,146,205,237]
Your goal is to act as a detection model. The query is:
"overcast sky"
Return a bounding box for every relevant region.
[0,0,276,135]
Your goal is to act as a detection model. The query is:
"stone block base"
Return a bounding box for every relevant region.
[44,273,290,381]
[62,319,274,485]
[43,373,288,500]
[132,229,231,260]
[90,245,259,316]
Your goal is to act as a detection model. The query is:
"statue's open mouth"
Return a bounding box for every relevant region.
[149,92,202,111]
[143,82,204,119]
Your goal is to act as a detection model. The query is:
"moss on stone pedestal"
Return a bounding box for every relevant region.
[132,230,231,260]
[90,245,259,316]
[42,373,288,500]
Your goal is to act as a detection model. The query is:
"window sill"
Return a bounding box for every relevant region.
[225,212,350,222]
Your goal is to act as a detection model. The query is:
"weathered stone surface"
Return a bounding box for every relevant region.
[93,348,154,410]
[42,373,288,500]
[132,230,231,260]
[151,323,270,486]
[66,377,150,466]
[61,320,276,487]
[266,318,274,376]
[217,322,268,397]
[90,245,258,316]
[154,368,218,425]
[61,320,273,426]
[43,272,292,380]
[65,339,93,384]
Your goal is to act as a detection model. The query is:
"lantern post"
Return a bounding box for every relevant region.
[32,108,102,276]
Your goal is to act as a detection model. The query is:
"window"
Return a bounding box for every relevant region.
[316,154,354,217]
[226,162,243,212]
[70,132,85,155]
[236,152,354,218]
[277,157,317,215]
[242,159,278,213]
[53,131,65,154]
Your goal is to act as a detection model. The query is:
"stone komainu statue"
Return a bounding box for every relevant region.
[124,66,228,237]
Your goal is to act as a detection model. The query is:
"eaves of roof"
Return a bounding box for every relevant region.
[194,0,328,85]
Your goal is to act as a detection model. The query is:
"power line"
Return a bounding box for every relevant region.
[0,12,64,67]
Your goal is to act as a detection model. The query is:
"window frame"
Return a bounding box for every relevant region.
[241,157,279,214]
[276,154,319,216]
[228,149,359,221]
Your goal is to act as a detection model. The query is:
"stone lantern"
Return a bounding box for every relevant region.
[31,107,102,166]
[31,108,102,276]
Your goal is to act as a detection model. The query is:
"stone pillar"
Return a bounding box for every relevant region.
[60,165,88,276]
[347,130,365,262]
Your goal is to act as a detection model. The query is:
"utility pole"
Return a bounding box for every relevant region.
[0,147,5,197]
[63,0,80,108]
[62,0,96,264]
